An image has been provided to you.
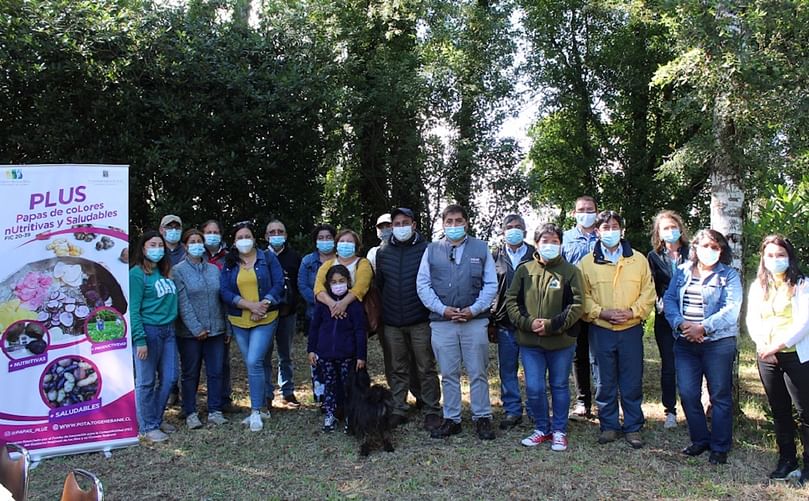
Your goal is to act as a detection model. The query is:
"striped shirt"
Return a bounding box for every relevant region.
[682,275,705,322]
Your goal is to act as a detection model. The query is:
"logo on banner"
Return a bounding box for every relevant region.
[5,169,23,180]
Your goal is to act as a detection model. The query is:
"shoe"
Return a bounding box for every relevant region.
[521,430,551,447]
[160,422,177,434]
[664,412,677,429]
[569,402,589,420]
[248,411,263,432]
[207,411,228,425]
[389,414,408,428]
[423,414,443,432]
[430,419,462,439]
[323,415,337,432]
[551,431,568,452]
[769,458,800,479]
[185,413,203,430]
[708,451,727,465]
[475,417,495,440]
[143,429,169,443]
[625,432,644,449]
[597,430,618,444]
[681,443,709,456]
[283,394,301,408]
[499,414,523,430]
[221,401,240,414]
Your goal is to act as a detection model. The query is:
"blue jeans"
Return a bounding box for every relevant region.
[589,324,645,433]
[177,335,225,415]
[521,344,576,433]
[134,324,179,433]
[232,321,277,410]
[265,314,296,399]
[675,336,737,452]
[497,327,523,417]
[654,313,677,415]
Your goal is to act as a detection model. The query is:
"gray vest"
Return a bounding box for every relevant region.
[426,237,490,321]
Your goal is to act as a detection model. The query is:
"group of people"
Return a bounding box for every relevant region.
[128,198,809,482]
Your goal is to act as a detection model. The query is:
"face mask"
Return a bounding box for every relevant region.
[392,225,413,242]
[575,212,597,228]
[504,228,524,246]
[539,244,561,261]
[145,247,165,263]
[660,228,681,244]
[445,225,466,241]
[187,243,205,257]
[204,234,221,247]
[336,242,356,259]
[377,228,393,241]
[268,235,286,249]
[696,246,721,267]
[164,228,181,244]
[330,283,348,296]
[316,240,335,254]
[600,230,621,248]
[235,238,254,254]
[765,257,789,274]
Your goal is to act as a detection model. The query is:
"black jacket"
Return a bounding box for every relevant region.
[375,232,429,327]
[271,245,302,316]
[647,244,690,309]
[491,243,536,328]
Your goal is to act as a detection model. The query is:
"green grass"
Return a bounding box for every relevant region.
[23,320,809,500]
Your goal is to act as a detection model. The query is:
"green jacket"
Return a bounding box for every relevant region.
[504,254,584,350]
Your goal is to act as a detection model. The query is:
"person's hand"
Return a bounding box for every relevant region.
[457,307,474,322]
[224,335,231,345]
[308,352,317,367]
[680,322,705,343]
[531,318,545,335]
[599,309,616,322]
[197,330,209,341]
[249,301,268,317]
[443,307,459,321]
[610,309,633,324]
[136,346,148,360]
[330,299,348,319]
[759,343,784,360]
[356,359,366,370]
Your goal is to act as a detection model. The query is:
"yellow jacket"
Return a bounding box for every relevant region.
[579,242,656,330]
[313,256,373,301]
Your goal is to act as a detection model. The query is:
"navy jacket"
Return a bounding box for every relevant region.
[307,299,367,360]
[220,250,285,317]
[375,231,429,327]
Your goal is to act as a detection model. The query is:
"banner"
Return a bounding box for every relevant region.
[0,165,137,460]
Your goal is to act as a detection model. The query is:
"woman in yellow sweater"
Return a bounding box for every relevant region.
[746,235,809,483]
[313,229,372,318]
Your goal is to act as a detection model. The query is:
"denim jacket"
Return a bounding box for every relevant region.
[663,262,742,341]
[220,250,285,317]
[298,251,324,320]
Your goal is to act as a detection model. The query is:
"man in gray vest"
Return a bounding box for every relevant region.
[417,204,498,440]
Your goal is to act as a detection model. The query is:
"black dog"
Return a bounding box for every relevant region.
[344,367,395,456]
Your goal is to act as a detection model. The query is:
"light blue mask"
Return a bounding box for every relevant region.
[539,244,561,261]
[164,228,181,244]
[445,226,466,241]
[316,240,335,254]
[269,235,286,249]
[600,230,621,248]
[204,234,221,247]
[660,228,681,244]
[145,247,165,263]
[765,257,789,274]
[187,243,205,257]
[504,228,524,246]
[336,241,356,258]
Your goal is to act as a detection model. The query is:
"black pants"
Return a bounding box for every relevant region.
[758,351,809,462]
[654,313,677,415]
[573,322,591,409]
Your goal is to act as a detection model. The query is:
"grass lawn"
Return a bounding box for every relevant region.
[24,318,809,500]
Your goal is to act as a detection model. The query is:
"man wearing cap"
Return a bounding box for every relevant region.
[366,213,392,272]
[417,204,498,440]
[159,214,186,267]
[376,208,442,431]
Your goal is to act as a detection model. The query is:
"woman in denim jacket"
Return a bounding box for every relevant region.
[663,229,742,465]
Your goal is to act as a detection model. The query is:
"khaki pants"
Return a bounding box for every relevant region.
[382,322,441,416]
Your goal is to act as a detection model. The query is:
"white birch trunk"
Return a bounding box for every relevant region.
[709,169,744,270]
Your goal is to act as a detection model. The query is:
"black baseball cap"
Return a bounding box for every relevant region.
[391,207,415,220]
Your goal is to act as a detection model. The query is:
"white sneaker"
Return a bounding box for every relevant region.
[143,429,169,442]
[521,430,551,447]
[249,411,263,432]
[551,431,568,451]
[664,413,677,429]
[323,415,336,432]
[185,413,203,430]
[208,411,228,425]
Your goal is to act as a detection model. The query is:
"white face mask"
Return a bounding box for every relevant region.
[575,212,597,228]
[331,283,348,296]
[235,238,254,254]
[696,246,721,267]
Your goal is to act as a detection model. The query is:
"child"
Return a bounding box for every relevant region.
[308,265,367,431]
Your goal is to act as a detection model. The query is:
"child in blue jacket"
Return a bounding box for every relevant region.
[307,264,367,431]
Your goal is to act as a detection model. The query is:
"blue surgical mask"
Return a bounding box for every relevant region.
[336,241,356,259]
[445,225,466,241]
[575,212,597,228]
[145,247,165,263]
[696,246,721,267]
[204,234,221,247]
[600,230,621,248]
[539,244,561,261]
[187,243,205,257]
[765,257,789,274]
[164,228,181,244]
[660,228,681,244]
[377,228,393,241]
[316,239,335,254]
[393,225,413,242]
[504,228,524,246]
[268,235,286,249]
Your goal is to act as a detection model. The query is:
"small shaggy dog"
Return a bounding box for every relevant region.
[344,367,395,456]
